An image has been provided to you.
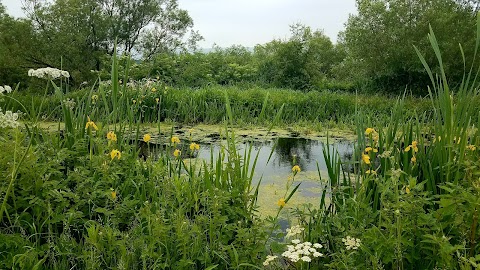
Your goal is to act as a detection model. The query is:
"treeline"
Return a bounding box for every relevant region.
[120,24,346,91]
[0,0,479,95]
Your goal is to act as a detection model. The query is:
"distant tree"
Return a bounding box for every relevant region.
[21,0,201,84]
[255,24,341,90]
[341,0,477,94]
[0,3,35,86]
[139,0,203,59]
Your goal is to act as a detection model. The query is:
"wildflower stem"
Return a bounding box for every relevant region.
[0,131,32,222]
[469,208,478,257]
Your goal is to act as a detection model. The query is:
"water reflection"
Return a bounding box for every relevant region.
[148,136,353,217]
[196,137,353,183]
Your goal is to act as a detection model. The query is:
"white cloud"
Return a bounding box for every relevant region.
[178,0,357,47]
[2,0,357,48]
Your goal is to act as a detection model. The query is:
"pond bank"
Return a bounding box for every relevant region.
[39,121,356,218]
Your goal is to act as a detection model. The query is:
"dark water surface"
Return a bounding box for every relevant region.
[197,137,354,185]
[196,137,354,218]
[149,136,354,217]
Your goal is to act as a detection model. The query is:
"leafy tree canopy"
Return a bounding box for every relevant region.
[21,0,201,83]
[342,0,477,94]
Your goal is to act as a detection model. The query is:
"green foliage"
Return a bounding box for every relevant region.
[255,24,343,91]
[282,16,480,269]
[342,0,477,94]
[0,6,35,87]
[0,55,274,269]
[17,0,200,85]
[1,84,439,128]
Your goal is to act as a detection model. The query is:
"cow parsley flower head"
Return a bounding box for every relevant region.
[28,67,70,80]
[63,98,76,110]
[342,236,361,250]
[301,256,311,262]
[0,109,20,128]
[281,240,324,263]
[286,225,305,238]
[262,255,277,266]
[0,85,12,94]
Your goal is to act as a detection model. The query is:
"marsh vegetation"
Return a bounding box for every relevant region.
[1,0,480,269]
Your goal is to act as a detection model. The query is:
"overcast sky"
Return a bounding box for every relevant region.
[1,0,357,48]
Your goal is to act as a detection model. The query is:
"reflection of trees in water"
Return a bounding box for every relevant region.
[274,138,315,169]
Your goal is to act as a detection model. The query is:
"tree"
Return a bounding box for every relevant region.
[341,0,477,94]
[0,3,36,86]
[21,0,201,83]
[255,24,341,90]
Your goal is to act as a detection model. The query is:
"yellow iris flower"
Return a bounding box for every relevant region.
[107,131,117,141]
[110,149,121,160]
[362,154,371,165]
[171,136,180,144]
[143,134,151,143]
[189,143,200,151]
[365,128,376,135]
[405,141,418,153]
[85,116,98,130]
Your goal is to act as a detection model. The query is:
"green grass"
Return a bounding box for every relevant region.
[1,84,442,130]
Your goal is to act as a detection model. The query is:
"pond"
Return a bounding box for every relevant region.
[126,124,355,220]
[194,137,354,218]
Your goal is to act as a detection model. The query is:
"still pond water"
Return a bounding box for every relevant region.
[195,137,354,217]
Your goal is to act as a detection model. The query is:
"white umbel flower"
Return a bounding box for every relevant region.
[4,85,12,93]
[301,256,311,262]
[262,255,277,266]
[28,67,70,80]
[0,109,20,128]
[0,85,12,94]
[342,236,361,250]
[313,252,323,257]
[286,225,305,238]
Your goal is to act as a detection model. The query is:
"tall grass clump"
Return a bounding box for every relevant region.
[260,15,480,270]
[1,83,439,129]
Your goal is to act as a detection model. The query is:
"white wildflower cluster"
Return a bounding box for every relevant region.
[262,255,278,266]
[28,67,70,80]
[100,80,112,86]
[379,150,392,159]
[342,236,361,250]
[143,78,156,87]
[0,109,20,128]
[281,239,324,263]
[285,225,305,238]
[63,98,76,110]
[126,79,137,88]
[0,85,12,94]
